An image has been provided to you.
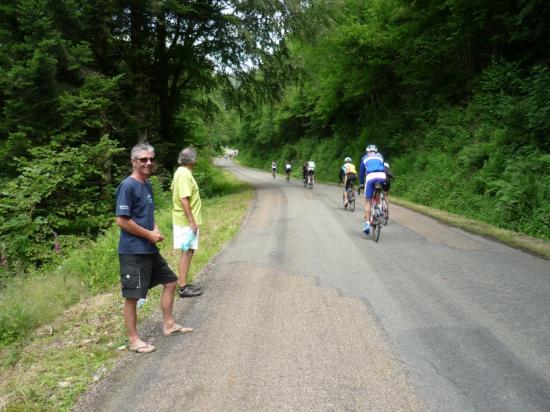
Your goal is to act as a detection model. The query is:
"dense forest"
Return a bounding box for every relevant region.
[1,0,549,277]
[231,0,550,242]
[0,0,295,275]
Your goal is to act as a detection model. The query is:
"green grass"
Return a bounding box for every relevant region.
[0,170,253,411]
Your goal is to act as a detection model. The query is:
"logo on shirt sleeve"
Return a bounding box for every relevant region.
[119,205,130,211]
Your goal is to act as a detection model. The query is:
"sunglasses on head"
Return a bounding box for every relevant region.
[136,157,155,163]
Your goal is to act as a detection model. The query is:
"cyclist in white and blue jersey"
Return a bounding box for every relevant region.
[359,144,386,234]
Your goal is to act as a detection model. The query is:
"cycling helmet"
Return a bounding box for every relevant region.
[366,144,377,153]
[344,157,352,162]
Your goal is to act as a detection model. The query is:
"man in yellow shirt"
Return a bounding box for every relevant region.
[171,147,203,298]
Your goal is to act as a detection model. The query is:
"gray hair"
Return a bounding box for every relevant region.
[131,143,155,159]
[178,147,197,165]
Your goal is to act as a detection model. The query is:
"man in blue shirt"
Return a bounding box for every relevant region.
[359,144,386,235]
[116,143,192,353]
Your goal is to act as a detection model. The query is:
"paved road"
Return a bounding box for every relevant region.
[76,161,550,412]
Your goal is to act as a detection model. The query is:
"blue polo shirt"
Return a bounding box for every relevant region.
[115,176,158,254]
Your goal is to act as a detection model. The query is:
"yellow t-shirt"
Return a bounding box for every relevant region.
[171,166,203,226]
[345,163,357,174]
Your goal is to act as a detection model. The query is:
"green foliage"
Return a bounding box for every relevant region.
[231,0,550,241]
[193,153,249,198]
[0,0,293,272]
[57,228,120,295]
[0,136,123,270]
[0,272,85,345]
[492,151,550,237]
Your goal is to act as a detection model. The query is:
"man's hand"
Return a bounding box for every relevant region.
[148,229,165,244]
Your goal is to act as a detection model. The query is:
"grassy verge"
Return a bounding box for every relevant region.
[0,172,253,412]
[391,197,550,259]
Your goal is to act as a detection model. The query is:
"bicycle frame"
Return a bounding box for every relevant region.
[369,183,383,241]
[343,183,356,212]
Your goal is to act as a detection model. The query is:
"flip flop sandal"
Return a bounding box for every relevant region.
[163,324,193,337]
[130,343,156,353]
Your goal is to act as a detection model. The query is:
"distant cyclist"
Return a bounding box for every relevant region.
[307,160,316,185]
[359,145,386,235]
[271,161,277,178]
[285,161,292,180]
[302,161,308,185]
[338,164,345,186]
[342,157,357,208]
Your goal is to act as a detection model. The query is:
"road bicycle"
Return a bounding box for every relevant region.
[343,184,355,212]
[361,183,389,225]
[369,182,384,241]
[380,192,389,226]
[307,172,314,189]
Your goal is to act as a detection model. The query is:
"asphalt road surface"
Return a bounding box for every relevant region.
[76,161,550,412]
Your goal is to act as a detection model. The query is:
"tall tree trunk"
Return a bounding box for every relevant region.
[155,7,172,142]
[130,0,149,141]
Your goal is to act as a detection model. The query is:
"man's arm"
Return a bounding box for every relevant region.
[180,197,198,233]
[116,216,164,244]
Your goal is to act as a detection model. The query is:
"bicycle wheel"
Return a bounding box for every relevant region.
[349,191,355,212]
[371,210,381,241]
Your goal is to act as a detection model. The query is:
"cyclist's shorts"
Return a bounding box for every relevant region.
[345,174,356,190]
[365,172,386,199]
[307,169,315,176]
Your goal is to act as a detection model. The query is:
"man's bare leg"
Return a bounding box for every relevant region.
[161,281,192,334]
[124,298,148,348]
[364,198,372,222]
[178,249,194,288]
[161,281,177,329]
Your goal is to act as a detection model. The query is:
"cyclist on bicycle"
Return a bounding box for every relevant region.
[271,161,277,177]
[342,157,357,208]
[359,145,386,234]
[301,161,308,184]
[307,160,316,185]
[338,164,345,186]
[285,161,292,179]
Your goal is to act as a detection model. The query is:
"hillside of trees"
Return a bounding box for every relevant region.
[0,0,297,276]
[1,0,549,278]
[230,0,550,241]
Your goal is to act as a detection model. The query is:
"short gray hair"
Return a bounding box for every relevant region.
[131,143,154,159]
[178,147,197,165]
